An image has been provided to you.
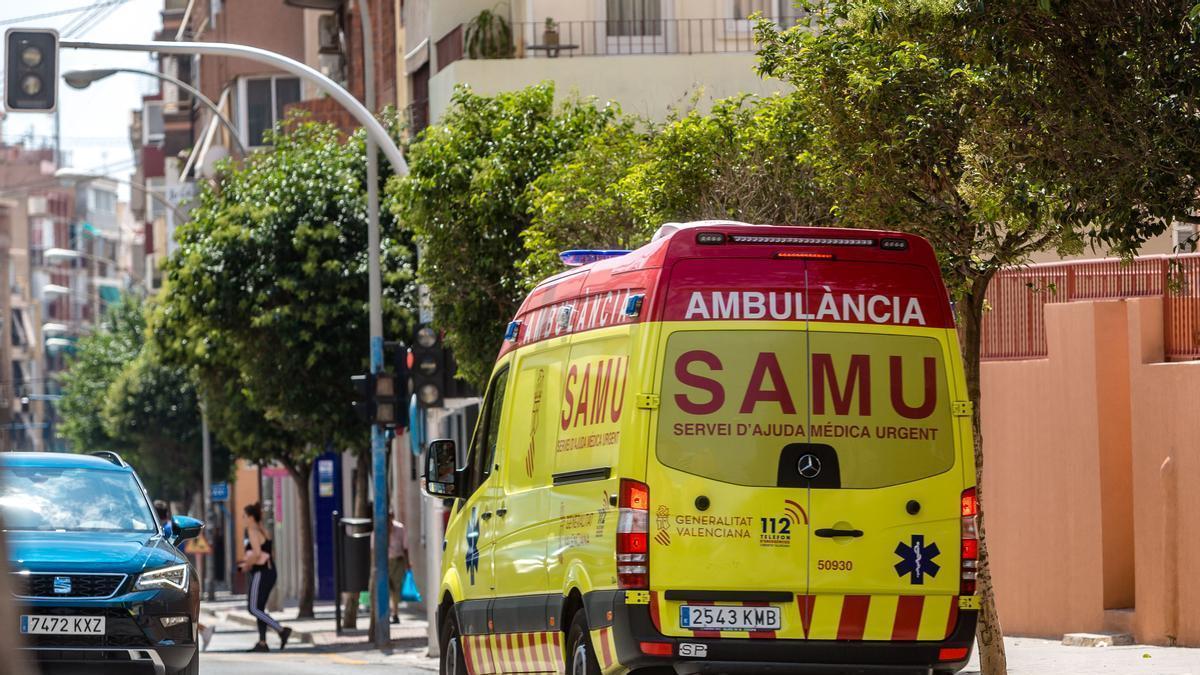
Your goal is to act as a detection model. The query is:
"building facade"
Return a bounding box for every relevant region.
[402,0,798,132]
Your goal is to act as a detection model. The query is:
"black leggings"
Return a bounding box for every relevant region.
[247,567,283,642]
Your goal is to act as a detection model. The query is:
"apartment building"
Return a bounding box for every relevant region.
[0,134,138,452]
[402,0,797,131]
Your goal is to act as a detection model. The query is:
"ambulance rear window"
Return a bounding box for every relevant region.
[656,330,956,489]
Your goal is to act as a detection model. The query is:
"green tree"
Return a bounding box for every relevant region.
[756,2,1189,671]
[59,295,146,454]
[389,84,615,387]
[59,295,216,502]
[520,93,833,287]
[520,118,652,286]
[156,115,415,618]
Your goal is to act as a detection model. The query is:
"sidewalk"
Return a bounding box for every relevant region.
[202,594,430,650]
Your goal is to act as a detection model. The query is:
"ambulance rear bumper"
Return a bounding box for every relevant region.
[588,591,977,675]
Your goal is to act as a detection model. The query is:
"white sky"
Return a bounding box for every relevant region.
[0,0,162,199]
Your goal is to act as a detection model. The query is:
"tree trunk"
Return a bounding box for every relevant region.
[959,275,1007,675]
[342,449,372,630]
[287,462,316,620]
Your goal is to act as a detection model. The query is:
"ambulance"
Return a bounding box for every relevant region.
[424,222,979,675]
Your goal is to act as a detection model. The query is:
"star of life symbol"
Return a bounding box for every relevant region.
[894,534,940,585]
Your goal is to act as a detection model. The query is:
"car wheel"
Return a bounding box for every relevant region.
[566,611,602,675]
[174,650,199,675]
[440,610,465,675]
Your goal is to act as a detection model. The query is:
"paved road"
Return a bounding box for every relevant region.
[196,619,1200,675]
[198,619,437,674]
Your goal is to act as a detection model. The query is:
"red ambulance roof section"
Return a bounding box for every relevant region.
[500,223,954,356]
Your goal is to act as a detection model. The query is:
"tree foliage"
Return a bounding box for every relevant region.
[754,2,1200,671]
[59,295,220,502]
[155,115,415,618]
[389,84,615,387]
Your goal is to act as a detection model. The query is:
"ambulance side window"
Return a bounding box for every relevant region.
[467,366,510,494]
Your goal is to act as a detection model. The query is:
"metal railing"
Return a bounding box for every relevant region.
[438,16,801,69]
[981,254,1200,361]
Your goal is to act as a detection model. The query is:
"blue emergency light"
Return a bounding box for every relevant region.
[559,250,631,267]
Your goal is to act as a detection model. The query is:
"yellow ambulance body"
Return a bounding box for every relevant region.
[425,222,979,675]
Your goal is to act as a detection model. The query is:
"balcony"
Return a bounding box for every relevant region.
[426,16,795,125]
[435,16,801,72]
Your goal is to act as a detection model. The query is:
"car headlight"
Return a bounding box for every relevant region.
[135,564,190,592]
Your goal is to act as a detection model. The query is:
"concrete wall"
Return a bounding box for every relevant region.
[429,52,787,122]
[982,296,1200,645]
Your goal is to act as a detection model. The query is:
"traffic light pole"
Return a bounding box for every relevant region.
[59,38,407,650]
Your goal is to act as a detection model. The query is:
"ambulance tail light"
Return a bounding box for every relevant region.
[960,487,979,597]
[617,479,650,589]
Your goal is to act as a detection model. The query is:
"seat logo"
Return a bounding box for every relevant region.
[52,576,72,594]
[797,454,822,479]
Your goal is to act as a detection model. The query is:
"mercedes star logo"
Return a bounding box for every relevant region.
[797,454,822,479]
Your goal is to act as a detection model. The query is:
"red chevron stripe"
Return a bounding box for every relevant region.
[836,595,871,641]
[552,631,563,671]
[598,627,613,668]
[462,635,477,675]
[540,629,552,667]
[945,598,960,639]
[796,594,815,639]
[892,595,925,641]
[506,633,519,671]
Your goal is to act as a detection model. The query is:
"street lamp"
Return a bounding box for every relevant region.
[62,67,247,156]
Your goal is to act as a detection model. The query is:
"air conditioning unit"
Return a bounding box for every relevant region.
[318,14,341,54]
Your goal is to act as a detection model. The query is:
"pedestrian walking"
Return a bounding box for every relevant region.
[387,513,408,624]
[239,502,292,652]
[155,501,214,650]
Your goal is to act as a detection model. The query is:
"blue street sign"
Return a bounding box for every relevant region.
[210,481,229,502]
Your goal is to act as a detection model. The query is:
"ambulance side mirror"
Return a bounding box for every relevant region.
[423,439,460,498]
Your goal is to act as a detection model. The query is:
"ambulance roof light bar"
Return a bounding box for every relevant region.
[559,250,631,267]
[727,234,877,247]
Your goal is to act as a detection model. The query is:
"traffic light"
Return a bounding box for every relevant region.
[411,325,445,409]
[351,344,411,429]
[5,29,58,112]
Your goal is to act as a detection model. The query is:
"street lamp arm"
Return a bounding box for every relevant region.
[129,180,188,224]
[60,39,409,177]
[67,66,247,156]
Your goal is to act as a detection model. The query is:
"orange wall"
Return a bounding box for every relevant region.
[982,296,1199,645]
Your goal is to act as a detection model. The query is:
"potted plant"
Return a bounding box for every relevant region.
[542,17,559,47]
[465,6,515,59]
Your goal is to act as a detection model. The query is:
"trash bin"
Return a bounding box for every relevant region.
[332,514,372,634]
[339,524,372,593]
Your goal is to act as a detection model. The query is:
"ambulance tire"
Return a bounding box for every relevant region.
[566,611,602,675]
[440,611,465,675]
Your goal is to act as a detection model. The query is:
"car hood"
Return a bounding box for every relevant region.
[6,530,180,573]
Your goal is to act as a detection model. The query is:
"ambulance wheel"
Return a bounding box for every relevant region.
[440,611,465,675]
[567,611,602,675]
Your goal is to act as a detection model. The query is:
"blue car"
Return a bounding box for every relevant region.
[0,451,203,674]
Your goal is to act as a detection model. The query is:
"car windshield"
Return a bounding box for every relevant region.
[0,466,156,532]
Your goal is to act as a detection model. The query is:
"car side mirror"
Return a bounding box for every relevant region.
[168,515,204,546]
[423,439,460,498]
